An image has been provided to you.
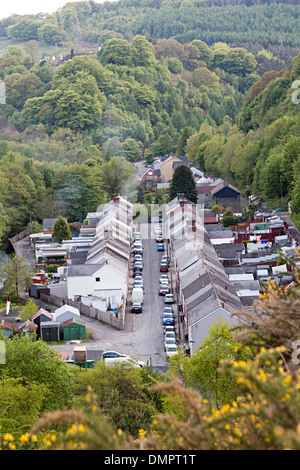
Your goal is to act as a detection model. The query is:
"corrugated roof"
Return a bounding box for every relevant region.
[0,320,14,330]
[17,320,38,332]
[31,308,53,321]
[62,317,85,328]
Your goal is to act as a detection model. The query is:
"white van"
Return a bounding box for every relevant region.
[132,287,144,304]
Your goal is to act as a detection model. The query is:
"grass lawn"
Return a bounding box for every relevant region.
[0,38,74,59]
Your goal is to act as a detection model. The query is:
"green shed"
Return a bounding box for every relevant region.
[62,317,86,341]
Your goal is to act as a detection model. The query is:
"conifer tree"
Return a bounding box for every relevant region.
[51,215,71,243]
[169,165,198,203]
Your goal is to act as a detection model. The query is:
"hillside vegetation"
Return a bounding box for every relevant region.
[0,0,298,241]
[0,0,299,62]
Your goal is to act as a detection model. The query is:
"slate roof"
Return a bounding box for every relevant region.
[210,181,241,196]
[166,196,243,328]
[31,308,53,321]
[67,260,107,277]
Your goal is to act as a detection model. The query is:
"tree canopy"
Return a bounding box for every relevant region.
[169,165,198,203]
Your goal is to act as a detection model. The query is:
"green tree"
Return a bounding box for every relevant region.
[222,208,239,227]
[167,318,249,408]
[6,17,39,41]
[99,38,132,66]
[51,215,71,243]
[19,298,38,321]
[99,156,136,199]
[1,334,75,412]
[0,201,10,245]
[169,165,197,203]
[0,375,47,439]
[131,35,156,67]
[77,361,155,437]
[0,254,32,303]
[123,138,142,162]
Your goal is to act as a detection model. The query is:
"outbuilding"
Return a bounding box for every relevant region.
[52,304,80,334]
[16,320,38,337]
[40,321,60,342]
[62,317,86,341]
[31,308,53,336]
[0,320,14,339]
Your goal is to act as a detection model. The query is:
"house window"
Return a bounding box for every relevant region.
[95,277,100,282]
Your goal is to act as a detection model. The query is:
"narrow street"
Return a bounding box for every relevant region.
[127,230,170,371]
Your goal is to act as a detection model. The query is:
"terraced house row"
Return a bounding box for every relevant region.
[35,196,134,329]
[164,194,245,354]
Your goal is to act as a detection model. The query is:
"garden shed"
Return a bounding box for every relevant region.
[52,304,80,334]
[40,321,60,342]
[16,320,38,337]
[31,308,53,336]
[62,317,86,341]
[0,320,14,339]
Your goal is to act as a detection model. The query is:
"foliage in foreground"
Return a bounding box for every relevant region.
[2,250,300,450]
[1,345,300,450]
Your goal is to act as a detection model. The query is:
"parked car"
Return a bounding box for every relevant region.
[160,274,169,284]
[133,243,143,254]
[163,306,174,315]
[134,280,144,289]
[104,356,146,367]
[156,235,164,242]
[131,302,142,313]
[164,293,175,303]
[102,351,127,359]
[164,337,176,351]
[133,240,143,248]
[164,337,176,350]
[160,280,170,289]
[160,262,168,272]
[157,243,164,251]
[134,254,143,263]
[162,312,175,326]
[164,325,175,334]
[159,285,170,295]
[133,269,143,277]
[165,331,176,340]
[161,255,170,266]
[166,344,178,357]
[134,261,143,271]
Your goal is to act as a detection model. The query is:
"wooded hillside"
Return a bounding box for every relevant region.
[0,0,299,241]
